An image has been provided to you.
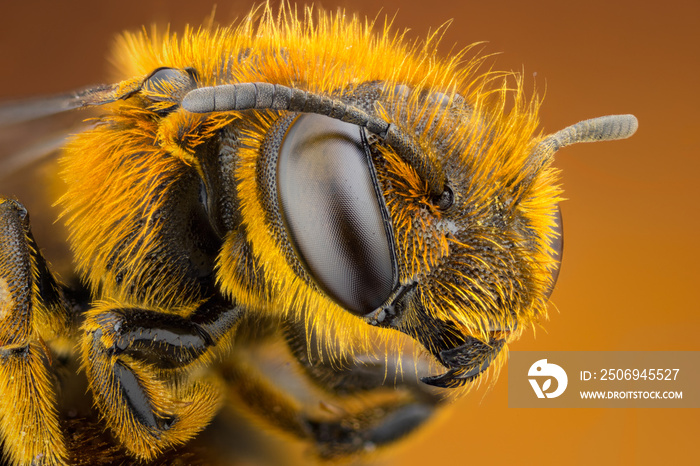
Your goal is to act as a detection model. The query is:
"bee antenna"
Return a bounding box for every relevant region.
[182,83,446,197]
[533,114,638,164]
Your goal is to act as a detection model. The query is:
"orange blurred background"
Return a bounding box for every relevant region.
[0,1,697,465]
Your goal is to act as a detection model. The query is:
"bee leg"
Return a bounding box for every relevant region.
[80,296,240,460]
[221,319,443,459]
[283,320,440,399]
[284,321,444,458]
[0,198,69,466]
[222,350,439,460]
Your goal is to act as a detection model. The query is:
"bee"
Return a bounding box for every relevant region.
[0,3,637,465]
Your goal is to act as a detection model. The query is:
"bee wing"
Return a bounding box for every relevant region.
[0,110,83,180]
[0,83,128,178]
[0,85,132,274]
[0,93,88,127]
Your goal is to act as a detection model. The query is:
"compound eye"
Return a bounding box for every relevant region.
[544,205,564,299]
[277,114,395,316]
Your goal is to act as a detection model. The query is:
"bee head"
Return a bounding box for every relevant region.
[181,78,636,388]
[71,66,636,388]
[38,7,638,391]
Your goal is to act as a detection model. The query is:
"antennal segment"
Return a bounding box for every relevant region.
[534,114,638,163]
[182,83,392,135]
[183,83,446,197]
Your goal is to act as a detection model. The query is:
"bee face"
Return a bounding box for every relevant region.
[193,71,620,386]
[60,8,631,387]
[305,82,565,386]
[373,89,565,381]
[0,3,637,463]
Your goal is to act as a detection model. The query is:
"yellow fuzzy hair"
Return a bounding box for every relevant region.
[0,199,67,465]
[59,2,561,376]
